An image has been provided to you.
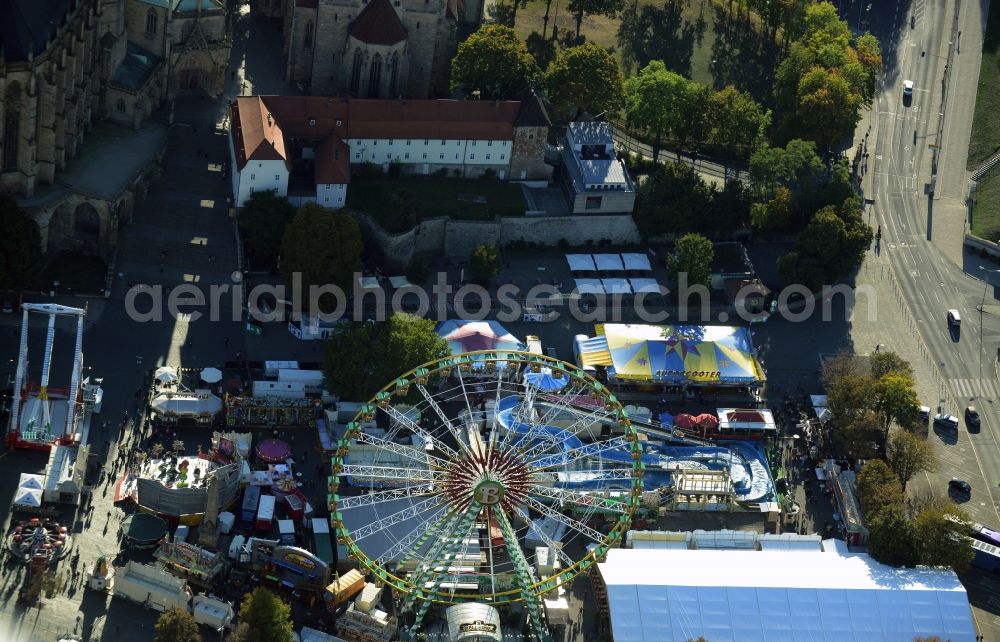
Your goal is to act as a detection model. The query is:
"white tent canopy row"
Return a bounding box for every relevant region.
[566,254,597,272]
[567,253,654,274]
[621,253,653,272]
[602,278,632,295]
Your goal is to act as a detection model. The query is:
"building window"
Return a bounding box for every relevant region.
[326,184,332,190]
[471,141,476,147]
[304,20,314,48]
[275,174,280,180]
[406,140,411,145]
[500,154,505,160]
[350,49,364,94]
[586,196,603,209]
[485,154,490,160]
[487,140,492,146]
[388,140,393,146]
[469,154,474,160]
[325,197,330,202]
[528,133,534,140]
[368,54,383,98]
[440,153,444,159]
[455,154,459,159]
[405,153,410,159]
[273,188,278,193]
[145,8,157,34]
[373,140,377,146]
[116,99,126,112]
[388,54,400,97]
[423,140,429,145]
[441,140,446,145]
[339,185,344,190]
[422,153,427,159]
[251,174,255,180]
[2,83,20,171]
[355,153,361,159]
[334,13,338,21]
[250,187,255,193]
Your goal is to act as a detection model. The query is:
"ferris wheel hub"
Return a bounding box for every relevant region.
[473,479,505,506]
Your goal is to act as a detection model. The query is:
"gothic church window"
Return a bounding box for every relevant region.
[368,54,383,98]
[146,8,158,34]
[117,99,126,112]
[388,54,399,97]
[304,20,314,48]
[351,50,364,94]
[2,83,21,171]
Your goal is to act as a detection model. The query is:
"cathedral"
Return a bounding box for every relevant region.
[0,0,230,257]
[260,0,483,98]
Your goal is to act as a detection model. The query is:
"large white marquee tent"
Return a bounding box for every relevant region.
[598,541,976,642]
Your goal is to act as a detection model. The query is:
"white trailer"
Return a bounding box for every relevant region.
[277,369,324,394]
[112,561,192,612]
[252,380,305,400]
[192,594,235,630]
[265,361,299,378]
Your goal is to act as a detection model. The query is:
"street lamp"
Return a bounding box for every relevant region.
[977,266,1000,381]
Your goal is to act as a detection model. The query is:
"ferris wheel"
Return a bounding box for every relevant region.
[330,350,646,640]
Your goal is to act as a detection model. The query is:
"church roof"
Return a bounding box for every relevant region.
[512,88,551,128]
[348,0,407,46]
[0,0,74,63]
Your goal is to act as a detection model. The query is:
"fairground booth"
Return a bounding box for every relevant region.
[574,324,765,401]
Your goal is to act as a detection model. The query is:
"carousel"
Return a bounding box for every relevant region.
[7,517,72,564]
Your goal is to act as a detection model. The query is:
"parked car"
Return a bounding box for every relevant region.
[917,405,931,422]
[948,479,972,494]
[934,413,959,429]
[903,80,914,96]
[947,309,961,325]
[965,406,981,430]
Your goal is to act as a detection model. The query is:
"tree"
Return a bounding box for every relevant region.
[870,350,913,380]
[0,194,44,292]
[155,607,201,642]
[866,503,919,567]
[633,162,715,236]
[625,61,690,162]
[544,43,624,120]
[913,504,974,571]
[567,0,624,38]
[234,587,295,642]
[238,191,296,271]
[322,314,449,401]
[750,186,794,230]
[674,82,713,158]
[280,204,363,312]
[885,430,936,491]
[525,31,557,70]
[469,244,500,284]
[450,25,539,99]
[855,460,903,518]
[795,66,863,148]
[668,233,713,289]
[708,86,771,153]
[748,139,823,204]
[873,373,920,440]
[776,199,871,290]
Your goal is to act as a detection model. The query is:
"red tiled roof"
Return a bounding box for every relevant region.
[315,136,351,185]
[348,0,407,45]
[346,99,519,140]
[230,97,532,187]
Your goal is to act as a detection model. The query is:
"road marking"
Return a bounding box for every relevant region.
[948,378,1000,398]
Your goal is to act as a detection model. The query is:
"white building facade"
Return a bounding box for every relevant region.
[227,95,550,208]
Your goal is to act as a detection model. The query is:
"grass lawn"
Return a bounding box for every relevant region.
[42,251,107,294]
[514,0,779,105]
[967,1,1000,169]
[972,166,1000,241]
[346,176,527,232]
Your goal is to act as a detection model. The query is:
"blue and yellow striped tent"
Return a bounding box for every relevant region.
[578,323,765,384]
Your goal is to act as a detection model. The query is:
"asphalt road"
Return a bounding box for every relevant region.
[868,0,1000,524]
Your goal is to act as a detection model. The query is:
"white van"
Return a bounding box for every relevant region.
[228,535,247,562]
[947,309,961,325]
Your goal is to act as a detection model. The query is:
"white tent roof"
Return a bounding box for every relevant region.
[598,543,976,642]
[150,391,223,417]
[811,394,829,409]
[388,276,412,288]
[621,253,652,271]
[18,473,45,490]
[601,278,633,295]
[594,253,625,272]
[358,275,380,289]
[14,487,42,507]
[629,278,661,294]
[574,279,605,295]
[566,254,597,272]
